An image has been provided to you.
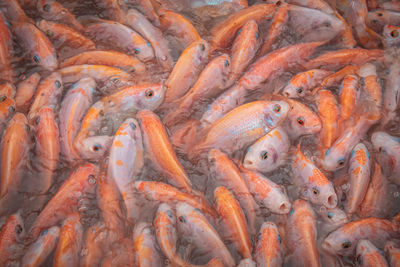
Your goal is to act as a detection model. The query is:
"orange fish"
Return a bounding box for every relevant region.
[0,212,25,266]
[317,90,338,152]
[313,65,359,94]
[21,226,60,267]
[28,72,63,123]
[0,11,13,83]
[13,21,58,71]
[53,213,83,267]
[37,20,96,51]
[0,82,16,131]
[27,163,98,242]
[164,53,230,127]
[210,4,276,51]
[60,50,145,74]
[286,199,320,267]
[0,113,29,198]
[80,222,109,267]
[358,162,390,219]
[137,110,193,192]
[334,11,358,49]
[133,222,162,267]
[305,48,384,71]
[255,221,283,267]
[125,8,173,70]
[36,0,84,31]
[208,149,258,234]
[339,74,360,121]
[33,107,60,194]
[282,69,332,98]
[385,241,400,267]
[158,8,201,49]
[15,73,40,113]
[259,2,289,55]
[356,239,389,267]
[359,63,382,116]
[214,186,252,259]
[164,39,209,102]
[134,180,217,217]
[228,19,260,86]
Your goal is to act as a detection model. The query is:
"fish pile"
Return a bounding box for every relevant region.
[0,0,400,266]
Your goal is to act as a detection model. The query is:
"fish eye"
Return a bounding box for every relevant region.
[338,159,345,166]
[46,30,53,37]
[273,104,281,113]
[92,143,102,152]
[43,4,51,12]
[145,89,154,98]
[377,13,383,17]
[200,43,205,51]
[296,87,303,94]
[224,60,230,67]
[327,212,334,219]
[178,216,186,223]
[15,224,23,234]
[134,48,141,54]
[391,30,399,38]
[9,106,15,113]
[322,21,331,27]
[88,174,96,185]
[260,151,268,160]
[342,241,352,249]
[129,122,136,130]
[312,187,319,195]
[297,117,305,126]
[166,210,173,219]
[55,80,61,88]
[0,95,7,102]
[33,55,41,63]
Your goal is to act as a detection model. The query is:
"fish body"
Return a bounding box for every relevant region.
[255,222,283,267]
[133,223,162,267]
[283,69,332,98]
[356,239,389,267]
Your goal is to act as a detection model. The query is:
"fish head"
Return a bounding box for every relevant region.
[3,211,26,243]
[371,131,399,177]
[79,136,114,160]
[322,230,356,256]
[136,84,166,111]
[383,25,400,49]
[303,182,338,209]
[264,101,290,128]
[317,206,348,227]
[282,82,306,99]
[287,100,322,139]
[322,146,346,172]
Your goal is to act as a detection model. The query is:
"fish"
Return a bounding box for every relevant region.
[282,69,332,98]
[164,39,209,102]
[313,65,359,94]
[287,4,345,43]
[27,163,98,242]
[132,222,163,267]
[255,221,283,267]
[355,239,389,267]
[334,11,358,49]
[137,110,193,192]
[176,202,235,267]
[371,131,400,185]
[53,213,83,267]
[58,64,132,93]
[292,143,337,209]
[108,118,143,224]
[0,11,13,83]
[239,165,291,214]
[84,18,154,62]
[0,113,29,198]
[358,162,391,219]
[134,180,217,218]
[379,1,400,12]
[12,21,58,71]
[60,50,146,74]
[305,48,384,71]
[368,9,400,33]
[214,186,252,259]
[259,2,289,56]
[74,84,165,160]
[80,222,109,267]
[33,107,60,194]
[358,63,382,116]
[59,78,95,162]
[314,205,348,235]
[317,90,339,152]
[208,149,259,234]
[384,241,400,267]
[227,19,260,86]
[125,8,173,70]
[28,72,63,123]
[15,73,40,113]
[345,143,371,214]
[195,100,289,156]
[21,226,60,267]
[36,0,84,31]
[36,20,96,51]
[164,53,231,127]
[339,74,360,121]
[286,199,321,267]
[322,215,400,256]
[243,127,290,173]
[383,25,400,50]
[0,212,25,265]
[158,8,201,49]
[210,4,276,51]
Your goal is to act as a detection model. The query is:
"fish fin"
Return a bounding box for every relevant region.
[164,106,190,128]
[171,119,200,155]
